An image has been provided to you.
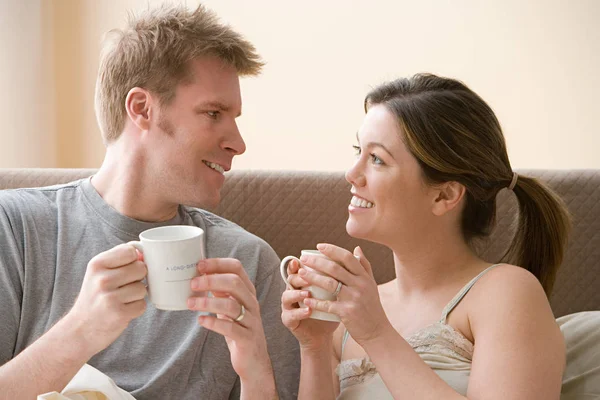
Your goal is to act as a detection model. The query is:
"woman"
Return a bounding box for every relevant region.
[281,73,570,399]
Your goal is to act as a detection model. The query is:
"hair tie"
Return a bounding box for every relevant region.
[507,172,518,191]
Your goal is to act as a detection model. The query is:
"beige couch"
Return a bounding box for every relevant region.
[1,168,599,318]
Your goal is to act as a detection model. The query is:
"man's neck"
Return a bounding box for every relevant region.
[91,142,179,223]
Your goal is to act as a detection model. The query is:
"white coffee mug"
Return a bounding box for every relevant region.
[280,250,341,322]
[128,225,205,311]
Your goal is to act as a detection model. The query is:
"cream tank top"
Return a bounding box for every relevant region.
[336,264,501,399]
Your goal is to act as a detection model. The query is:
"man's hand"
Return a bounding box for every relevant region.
[187,258,278,398]
[65,243,148,357]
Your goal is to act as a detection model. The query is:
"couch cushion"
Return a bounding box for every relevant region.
[212,170,600,318]
[1,168,598,317]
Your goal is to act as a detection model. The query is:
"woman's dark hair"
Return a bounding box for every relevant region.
[365,73,571,296]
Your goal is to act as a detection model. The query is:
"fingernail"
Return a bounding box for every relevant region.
[316,243,326,250]
[301,291,309,297]
[191,278,199,290]
[299,254,308,262]
[187,298,196,309]
[303,298,313,307]
[197,260,206,272]
[298,268,307,276]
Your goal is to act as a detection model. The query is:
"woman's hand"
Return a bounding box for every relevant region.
[281,258,340,350]
[299,244,392,347]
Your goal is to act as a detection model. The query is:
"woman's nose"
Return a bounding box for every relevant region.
[345,160,366,187]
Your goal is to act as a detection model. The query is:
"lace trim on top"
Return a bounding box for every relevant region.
[407,321,473,359]
[336,357,378,388]
[337,322,473,390]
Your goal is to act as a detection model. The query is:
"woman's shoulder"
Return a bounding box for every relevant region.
[466,263,558,335]
[471,263,547,302]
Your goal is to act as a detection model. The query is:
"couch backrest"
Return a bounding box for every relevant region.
[1,168,598,317]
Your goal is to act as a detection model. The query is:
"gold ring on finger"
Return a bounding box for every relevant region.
[234,304,246,322]
[332,280,343,298]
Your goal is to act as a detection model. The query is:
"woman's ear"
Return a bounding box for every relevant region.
[431,181,466,216]
[125,87,152,131]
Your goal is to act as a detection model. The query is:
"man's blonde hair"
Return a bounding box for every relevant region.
[95,4,264,142]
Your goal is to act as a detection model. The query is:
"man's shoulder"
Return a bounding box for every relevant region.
[182,206,280,276]
[0,179,84,200]
[183,206,265,243]
[0,180,85,217]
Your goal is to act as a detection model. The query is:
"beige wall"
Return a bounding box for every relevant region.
[0,0,56,167]
[1,0,599,170]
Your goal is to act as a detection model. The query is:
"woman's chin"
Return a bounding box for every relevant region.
[346,220,369,240]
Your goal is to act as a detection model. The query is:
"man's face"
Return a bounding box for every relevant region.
[147,56,245,209]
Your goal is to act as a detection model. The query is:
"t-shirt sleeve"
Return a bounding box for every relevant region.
[254,246,300,400]
[0,201,24,366]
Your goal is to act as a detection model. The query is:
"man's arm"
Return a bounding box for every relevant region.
[0,204,91,399]
[0,218,148,400]
[0,317,96,399]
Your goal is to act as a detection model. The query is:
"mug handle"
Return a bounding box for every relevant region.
[280,255,301,290]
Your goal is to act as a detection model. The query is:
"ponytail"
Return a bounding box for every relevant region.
[503,175,571,296]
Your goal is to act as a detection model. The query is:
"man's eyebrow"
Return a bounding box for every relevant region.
[194,101,242,117]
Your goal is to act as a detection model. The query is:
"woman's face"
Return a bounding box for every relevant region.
[345,104,438,247]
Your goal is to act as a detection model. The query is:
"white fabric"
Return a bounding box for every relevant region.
[38,364,135,400]
[558,311,600,399]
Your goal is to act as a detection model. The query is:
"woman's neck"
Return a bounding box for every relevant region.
[388,229,484,297]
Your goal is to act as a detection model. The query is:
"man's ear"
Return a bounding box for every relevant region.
[125,87,153,131]
[431,181,466,216]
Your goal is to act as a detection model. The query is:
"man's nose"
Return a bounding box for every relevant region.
[223,121,246,155]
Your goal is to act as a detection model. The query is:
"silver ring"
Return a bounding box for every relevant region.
[234,304,246,322]
[332,280,343,297]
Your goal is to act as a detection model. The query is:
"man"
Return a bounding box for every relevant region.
[0,4,299,399]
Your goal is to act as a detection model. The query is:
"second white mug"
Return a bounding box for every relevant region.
[280,250,341,322]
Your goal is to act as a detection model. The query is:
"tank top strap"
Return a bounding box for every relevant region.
[440,264,502,323]
[340,328,351,357]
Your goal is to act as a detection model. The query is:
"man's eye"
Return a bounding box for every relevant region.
[352,145,361,156]
[207,111,220,119]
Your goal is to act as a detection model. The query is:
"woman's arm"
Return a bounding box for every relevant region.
[298,339,337,400]
[465,265,564,399]
[281,258,342,400]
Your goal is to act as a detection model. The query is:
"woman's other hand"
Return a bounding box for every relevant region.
[281,258,340,350]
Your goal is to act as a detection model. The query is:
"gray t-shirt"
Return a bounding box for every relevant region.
[0,178,300,399]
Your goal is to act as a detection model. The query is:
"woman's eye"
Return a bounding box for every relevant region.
[371,153,384,165]
[207,111,220,119]
[352,145,361,156]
